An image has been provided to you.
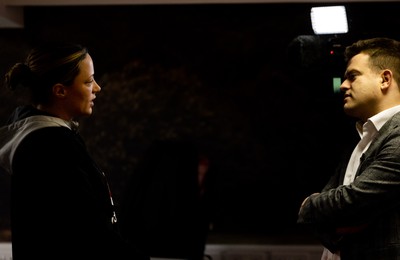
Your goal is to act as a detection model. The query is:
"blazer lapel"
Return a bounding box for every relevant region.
[356,112,400,176]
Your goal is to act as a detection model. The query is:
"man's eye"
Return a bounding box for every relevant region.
[347,74,356,81]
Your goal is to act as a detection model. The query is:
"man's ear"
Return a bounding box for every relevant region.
[381,70,393,90]
[52,83,67,98]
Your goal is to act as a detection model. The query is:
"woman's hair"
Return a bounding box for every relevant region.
[4,42,88,105]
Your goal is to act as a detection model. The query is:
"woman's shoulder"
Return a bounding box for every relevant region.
[17,126,84,159]
[25,126,82,147]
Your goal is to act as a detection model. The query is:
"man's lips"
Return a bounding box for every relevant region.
[342,93,351,104]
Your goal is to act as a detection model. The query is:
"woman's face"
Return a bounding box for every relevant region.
[65,54,101,119]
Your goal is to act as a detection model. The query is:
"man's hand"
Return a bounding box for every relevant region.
[299,192,320,214]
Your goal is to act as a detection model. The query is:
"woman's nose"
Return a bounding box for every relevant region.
[94,81,101,92]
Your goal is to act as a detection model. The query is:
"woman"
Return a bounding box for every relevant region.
[0,42,147,260]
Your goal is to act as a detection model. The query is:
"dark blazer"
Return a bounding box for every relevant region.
[298,111,400,260]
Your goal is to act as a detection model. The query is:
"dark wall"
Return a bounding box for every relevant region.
[1,2,400,242]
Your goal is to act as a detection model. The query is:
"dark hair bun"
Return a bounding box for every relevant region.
[4,63,32,90]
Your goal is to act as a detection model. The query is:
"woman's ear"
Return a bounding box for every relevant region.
[52,83,67,98]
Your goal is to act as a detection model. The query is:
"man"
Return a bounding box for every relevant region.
[298,37,400,259]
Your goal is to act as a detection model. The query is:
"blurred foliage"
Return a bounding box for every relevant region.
[78,59,267,227]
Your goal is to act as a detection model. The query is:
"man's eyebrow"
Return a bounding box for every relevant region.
[343,68,360,78]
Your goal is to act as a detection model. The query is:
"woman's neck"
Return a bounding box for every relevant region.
[35,104,72,121]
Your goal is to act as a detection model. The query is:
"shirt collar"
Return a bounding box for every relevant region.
[356,105,400,137]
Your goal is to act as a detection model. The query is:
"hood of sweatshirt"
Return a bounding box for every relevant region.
[0,105,76,174]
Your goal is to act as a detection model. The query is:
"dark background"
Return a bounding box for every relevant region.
[1,2,399,243]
